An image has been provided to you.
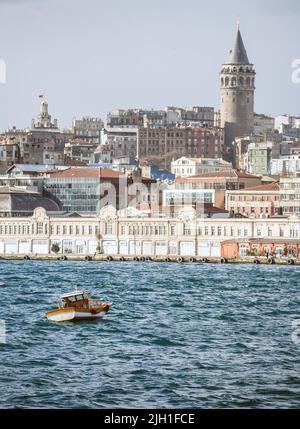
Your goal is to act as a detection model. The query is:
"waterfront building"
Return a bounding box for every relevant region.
[221,238,300,259]
[220,24,256,160]
[171,157,232,178]
[0,206,299,258]
[225,182,281,218]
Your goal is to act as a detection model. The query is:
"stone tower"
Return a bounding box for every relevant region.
[220,24,256,162]
[32,96,58,129]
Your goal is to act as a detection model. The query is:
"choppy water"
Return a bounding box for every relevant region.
[0,260,300,409]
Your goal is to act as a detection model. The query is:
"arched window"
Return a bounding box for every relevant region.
[239,67,244,73]
[225,77,229,87]
[246,77,251,86]
[221,78,224,86]
[231,77,237,86]
[232,67,237,72]
[239,76,244,86]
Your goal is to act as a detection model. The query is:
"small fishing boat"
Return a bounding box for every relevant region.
[45,290,112,322]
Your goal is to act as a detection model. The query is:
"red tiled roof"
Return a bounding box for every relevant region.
[190,171,237,178]
[176,170,261,183]
[48,167,124,179]
[236,172,261,179]
[236,182,280,192]
[193,171,259,179]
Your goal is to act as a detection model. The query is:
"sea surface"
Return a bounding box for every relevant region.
[0,260,300,409]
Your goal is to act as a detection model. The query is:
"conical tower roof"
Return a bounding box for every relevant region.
[226,28,250,65]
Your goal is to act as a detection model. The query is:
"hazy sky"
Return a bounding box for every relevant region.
[0,0,299,130]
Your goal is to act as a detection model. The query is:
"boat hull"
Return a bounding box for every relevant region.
[45,308,109,322]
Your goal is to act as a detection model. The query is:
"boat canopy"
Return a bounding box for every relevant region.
[60,291,85,299]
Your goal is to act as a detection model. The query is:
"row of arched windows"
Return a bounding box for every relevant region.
[221,76,255,88]
[221,66,253,73]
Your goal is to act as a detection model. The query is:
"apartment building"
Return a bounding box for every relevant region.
[173,171,262,209]
[225,182,281,218]
[138,127,224,169]
[171,157,232,178]
[72,117,103,144]
[280,176,300,215]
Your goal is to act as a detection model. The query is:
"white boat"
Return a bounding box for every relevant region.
[45,290,112,322]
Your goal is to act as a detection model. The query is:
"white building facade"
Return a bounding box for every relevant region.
[0,207,300,259]
[171,157,232,178]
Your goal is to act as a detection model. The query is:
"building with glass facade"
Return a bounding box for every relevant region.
[44,167,124,215]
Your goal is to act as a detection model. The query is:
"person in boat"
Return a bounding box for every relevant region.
[59,292,94,310]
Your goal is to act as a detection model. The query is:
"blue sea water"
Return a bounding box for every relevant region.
[0,260,300,409]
